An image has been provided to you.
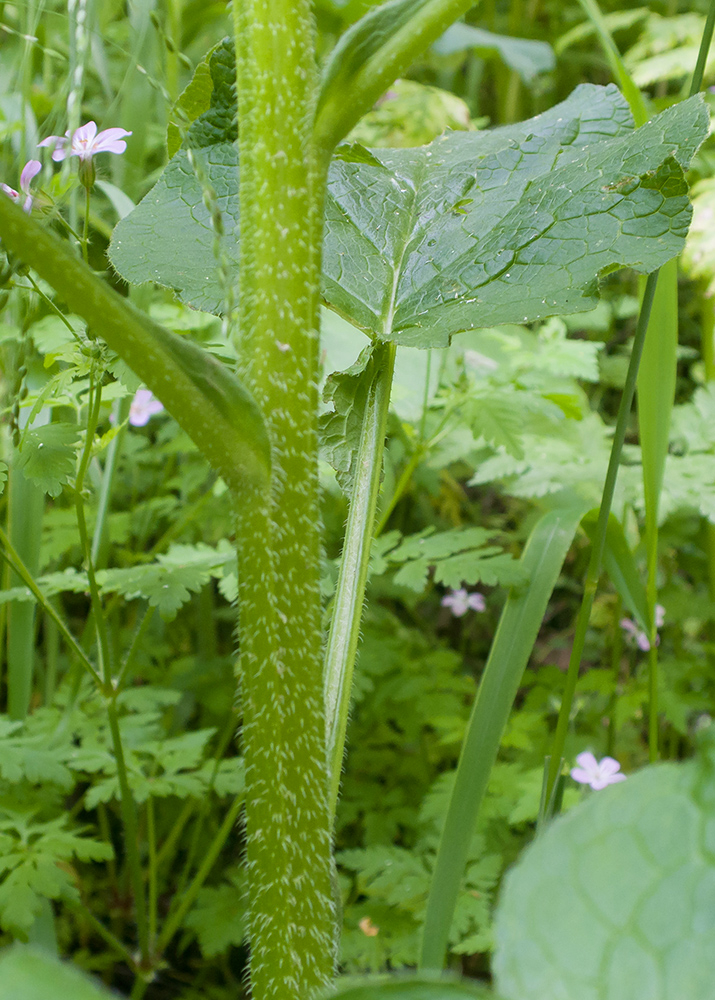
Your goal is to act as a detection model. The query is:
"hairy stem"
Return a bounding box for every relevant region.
[233,2,335,996]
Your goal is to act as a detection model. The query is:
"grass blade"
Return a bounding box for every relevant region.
[419,504,589,972]
[6,464,44,720]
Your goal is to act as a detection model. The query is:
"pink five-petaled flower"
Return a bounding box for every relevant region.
[1,159,42,213]
[441,588,486,617]
[571,751,627,791]
[620,603,665,652]
[39,121,132,162]
[129,389,164,427]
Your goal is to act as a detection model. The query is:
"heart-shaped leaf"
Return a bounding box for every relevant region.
[110,84,707,350]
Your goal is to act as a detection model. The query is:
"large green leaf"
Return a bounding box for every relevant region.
[493,745,715,1000]
[110,85,707,349]
[0,946,112,999]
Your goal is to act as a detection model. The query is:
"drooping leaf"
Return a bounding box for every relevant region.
[15,423,79,497]
[433,23,555,82]
[0,946,112,1000]
[493,745,715,1000]
[110,86,707,349]
[321,346,378,495]
[166,38,236,158]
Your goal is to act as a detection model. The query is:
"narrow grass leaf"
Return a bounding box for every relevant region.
[419,504,589,972]
[581,509,649,632]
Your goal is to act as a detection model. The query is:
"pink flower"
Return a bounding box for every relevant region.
[1,159,41,213]
[441,588,486,617]
[129,389,164,427]
[620,604,665,652]
[38,121,132,163]
[571,751,627,791]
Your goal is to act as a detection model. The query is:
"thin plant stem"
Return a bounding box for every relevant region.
[68,899,138,970]
[114,604,154,692]
[74,379,112,684]
[91,395,131,567]
[0,524,101,685]
[147,796,158,951]
[20,274,85,345]
[106,701,149,964]
[82,184,90,263]
[154,798,194,876]
[544,271,659,804]
[156,792,243,953]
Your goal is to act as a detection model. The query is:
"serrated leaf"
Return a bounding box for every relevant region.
[110,86,707,349]
[493,752,715,1000]
[184,868,247,957]
[433,23,555,82]
[0,946,113,999]
[16,423,79,497]
[380,527,523,592]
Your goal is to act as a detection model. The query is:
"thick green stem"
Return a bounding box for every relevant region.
[233,2,335,997]
[325,340,396,819]
[545,271,659,803]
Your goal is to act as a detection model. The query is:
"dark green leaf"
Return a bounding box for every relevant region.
[321,346,378,495]
[582,509,650,631]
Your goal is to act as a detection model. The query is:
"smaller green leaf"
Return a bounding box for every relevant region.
[321,346,378,496]
[184,868,247,957]
[0,946,112,999]
[16,424,79,497]
[433,23,555,82]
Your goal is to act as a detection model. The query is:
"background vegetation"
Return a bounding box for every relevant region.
[1,0,715,996]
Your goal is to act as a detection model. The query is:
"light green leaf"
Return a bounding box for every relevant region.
[325,976,495,999]
[0,946,112,999]
[110,86,707,349]
[493,748,715,1000]
[433,23,555,82]
[374,526,524,592]
[15,423,79,497]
